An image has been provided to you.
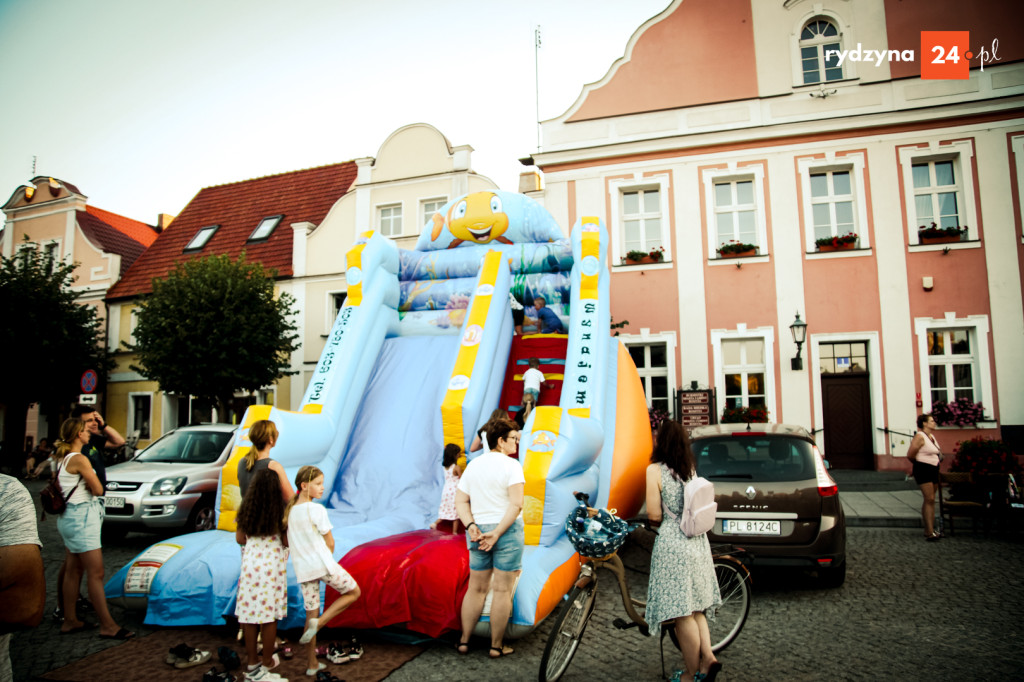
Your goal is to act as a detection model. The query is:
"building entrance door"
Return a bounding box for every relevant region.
[818,341,873,470]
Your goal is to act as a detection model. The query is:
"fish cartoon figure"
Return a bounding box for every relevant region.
[431,192,512,248]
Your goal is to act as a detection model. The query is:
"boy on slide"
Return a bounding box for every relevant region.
[520,358,552,421]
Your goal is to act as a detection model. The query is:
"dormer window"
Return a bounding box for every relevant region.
[184,225,219,251]
[800,19,842,84]
[248,215,282,242]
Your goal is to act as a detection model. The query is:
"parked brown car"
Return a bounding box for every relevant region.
[690,423,847,587]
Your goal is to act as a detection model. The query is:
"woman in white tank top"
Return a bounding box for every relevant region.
[54,417,133,639]
[907,413,943,541]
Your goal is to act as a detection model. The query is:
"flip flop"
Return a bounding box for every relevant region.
[99,627,135,640]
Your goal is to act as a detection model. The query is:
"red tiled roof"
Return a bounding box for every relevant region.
[85,206,159,247]
[107,162,358,300]
[76,210,158,276]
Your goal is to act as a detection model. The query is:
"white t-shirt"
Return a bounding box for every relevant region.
[457,451,525,524]
[523,367,544,392]
[286,501,338,582]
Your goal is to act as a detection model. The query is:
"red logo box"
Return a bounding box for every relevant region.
[921,31,970,80]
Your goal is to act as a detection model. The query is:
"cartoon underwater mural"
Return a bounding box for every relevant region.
[105,191,653,639]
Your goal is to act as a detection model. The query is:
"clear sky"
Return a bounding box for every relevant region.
[0,0,669,225]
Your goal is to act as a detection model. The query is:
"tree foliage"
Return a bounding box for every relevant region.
[0,239,110,459]
[128,253,300,414]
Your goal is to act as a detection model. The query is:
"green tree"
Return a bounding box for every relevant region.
[0,240,110,468]
[128,253,300,418]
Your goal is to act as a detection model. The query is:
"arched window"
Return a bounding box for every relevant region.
[800,19,842,84]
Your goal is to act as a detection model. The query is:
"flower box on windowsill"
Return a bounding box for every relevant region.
[624,256,662,265]
[718,249,757,259]
[817,242,857,252]
[919,235,962,245]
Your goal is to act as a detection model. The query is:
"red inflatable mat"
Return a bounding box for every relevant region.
[498,334,568,415]
[324,529,468,638]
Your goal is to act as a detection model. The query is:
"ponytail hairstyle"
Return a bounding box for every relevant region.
[243,420,278,472]
[237,469,286,538]
[283,465,323,532]
[55,418,87,461]
[442,443,462,469]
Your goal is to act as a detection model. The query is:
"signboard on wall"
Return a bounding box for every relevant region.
[678,389,715,428]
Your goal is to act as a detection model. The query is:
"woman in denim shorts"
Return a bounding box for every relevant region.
[54,417,133,639]
[455,418,525,658]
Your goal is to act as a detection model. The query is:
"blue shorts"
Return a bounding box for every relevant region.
[523,388,539,401]
[467,519,524,572]
[57,498,104,554]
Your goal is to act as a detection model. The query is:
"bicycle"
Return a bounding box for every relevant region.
[538,497,752,682]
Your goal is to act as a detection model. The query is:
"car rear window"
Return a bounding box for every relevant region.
[693,435,815,482]
[135,430,232,463]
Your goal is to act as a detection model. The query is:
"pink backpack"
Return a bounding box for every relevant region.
[664,474,717,538]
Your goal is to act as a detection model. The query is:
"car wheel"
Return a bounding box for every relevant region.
[819,560,847,588]
[188,499,216,533]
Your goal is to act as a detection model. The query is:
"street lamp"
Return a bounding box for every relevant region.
[790,312,807,370]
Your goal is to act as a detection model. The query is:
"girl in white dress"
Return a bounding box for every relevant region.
[235,469,288,682]
[285,466,361,677]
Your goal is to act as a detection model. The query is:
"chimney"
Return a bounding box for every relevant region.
[156,213,175,231]
[518,171,542,194]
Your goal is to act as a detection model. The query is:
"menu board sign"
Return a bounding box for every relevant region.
[678,389,715,428]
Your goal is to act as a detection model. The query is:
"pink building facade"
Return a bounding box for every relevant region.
[529,0,1024,470]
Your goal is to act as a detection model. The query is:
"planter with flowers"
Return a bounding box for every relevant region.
[716,241,758,259]
[721,405,770,424]
[624,246,666,265]
[918,222,967,245]
[931,398,986,427]
[815,232,858,252]
[949,437,1022,503]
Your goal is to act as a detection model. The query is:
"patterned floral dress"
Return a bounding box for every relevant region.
[645,463,722,637]
[235,533,288,624]
[438,464,460,521]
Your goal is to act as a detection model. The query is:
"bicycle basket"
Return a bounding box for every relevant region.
[564,503,632,558]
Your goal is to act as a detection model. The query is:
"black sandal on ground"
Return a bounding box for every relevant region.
[489,644,514,658]
[456,640,470,655]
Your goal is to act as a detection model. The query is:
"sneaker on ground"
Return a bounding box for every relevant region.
[76,597,95,613]
[51,607,63,623]
[343,636,364,660]
[166,643,195,665]
[243,664,288,682]
[324,644,350,665]
[203,666,236,682]
[175,647,213,669]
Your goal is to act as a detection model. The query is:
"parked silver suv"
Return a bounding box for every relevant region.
[103,423,236,534]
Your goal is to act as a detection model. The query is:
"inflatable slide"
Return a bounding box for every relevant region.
[106,191,652,638]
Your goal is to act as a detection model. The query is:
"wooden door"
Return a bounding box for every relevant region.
[821,374,873,470]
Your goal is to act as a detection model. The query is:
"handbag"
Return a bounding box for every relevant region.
[39,455,81,521]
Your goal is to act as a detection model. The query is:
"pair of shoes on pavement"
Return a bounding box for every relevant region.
[52,597,95,622]
[323,639,363,664]
[244,664,288,681]
[203,667,236,682]
[166,643,212,669]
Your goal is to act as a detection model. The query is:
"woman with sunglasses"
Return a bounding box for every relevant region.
[455,418,524,659]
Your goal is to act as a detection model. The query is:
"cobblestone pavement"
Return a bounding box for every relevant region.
[12,478,1024,681]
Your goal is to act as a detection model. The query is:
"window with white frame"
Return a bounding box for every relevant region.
[331,292,347,328]
[912,159,963,232]
[128,393,152,440]
[378,204,402,237]
[809,170,855,243]
[926,329,976,405]
[627,342,670,413]
[714,179,757,252]
[800,19,843,84]
[609,175,671,265]
[914,315,992,417]
[722,339,767,409]
[899,142,977,245]
[621,188,663,255]
[421,198,447,228]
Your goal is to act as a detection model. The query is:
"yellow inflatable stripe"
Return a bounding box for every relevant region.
[217,444,252,531]
[242,405,273,428]
[567,407,590,418]
[521,406,561,545]
[513,373,565,381]
[521,333,569,340]
[302,404,322,414]
[345,244,366,306]
[441,250,503,451]
[579,218,600,300]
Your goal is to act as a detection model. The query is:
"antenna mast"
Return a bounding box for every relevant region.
[534,25,542,151]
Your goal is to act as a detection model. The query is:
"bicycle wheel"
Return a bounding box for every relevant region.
[709,558,751,653]
[538,582,597,682]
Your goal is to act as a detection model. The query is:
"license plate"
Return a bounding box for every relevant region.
[105,496,125,508]
[722,519,780,535]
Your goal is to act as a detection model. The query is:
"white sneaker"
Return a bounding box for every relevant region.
[244,664,288,682]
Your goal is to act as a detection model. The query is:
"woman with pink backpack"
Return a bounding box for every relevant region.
[645,420,722,682]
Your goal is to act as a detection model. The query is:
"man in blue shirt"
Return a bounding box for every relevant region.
[532,296,563,334]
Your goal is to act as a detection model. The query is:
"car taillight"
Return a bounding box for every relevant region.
[812,445,839,497]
